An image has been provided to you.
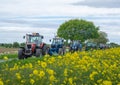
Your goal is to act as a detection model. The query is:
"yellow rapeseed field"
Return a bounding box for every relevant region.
[0,47,120,85]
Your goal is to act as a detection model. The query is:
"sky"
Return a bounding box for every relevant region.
[0,0,120,44]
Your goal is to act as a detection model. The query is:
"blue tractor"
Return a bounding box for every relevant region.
[69,40,82,52]
[48,37,65,56]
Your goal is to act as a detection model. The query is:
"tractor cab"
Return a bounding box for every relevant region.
[25,33,43,47]
[69,40,82,52]
[51,37,64,48]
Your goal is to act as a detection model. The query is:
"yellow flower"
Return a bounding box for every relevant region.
[58,56,62,59]
[6,79,10,83]
[41,61,47,68]
[33,69,38,75]
[89,71,98,80]
[47,69,55,75]
[37,60,41,65]
[16,73,21,80]
[29,74,33,77]
[3,56,8,60]
[0,79,4,85]
[117,83,120,85]
[64,69,68,77]
[21,79,25,84]
[68,78,73,85]
[102,80,112,85]
[49,75,55,82]
[39,71,45,78]
[30,79,35,85]
[97,79,102,83]
[29,63,33,68]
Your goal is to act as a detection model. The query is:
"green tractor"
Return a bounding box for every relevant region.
[18,33,48,59]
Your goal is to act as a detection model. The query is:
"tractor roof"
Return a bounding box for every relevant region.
[26,33,43,36]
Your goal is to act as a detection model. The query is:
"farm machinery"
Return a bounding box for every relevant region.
[85,42,97,51]
[48,36,65,55]
[18,33,48,59]
[69,40,82,52]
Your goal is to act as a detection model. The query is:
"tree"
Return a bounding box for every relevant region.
[57,19,99,42]
[13,42,19,48]
[88,31,109,44]
[20,43,25,47]
[94,31,109,44]
[109,42,120,47]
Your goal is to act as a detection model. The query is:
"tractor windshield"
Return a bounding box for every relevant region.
[28,35,42,44]
[52,38,63,45]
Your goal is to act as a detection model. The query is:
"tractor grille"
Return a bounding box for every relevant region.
[25,50,31,53]
[27,44,31,49]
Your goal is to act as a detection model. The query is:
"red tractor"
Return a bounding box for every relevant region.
[18,33,48,59]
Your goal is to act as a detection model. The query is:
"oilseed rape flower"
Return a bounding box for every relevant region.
[21,79,25,84]
[0,81,4,85]
[89,71,98,80]
[102,80,112,85]
[3,56,8,60]
[16,73,21,80]
[68,78,73,85]
[49,75,56,82]
[64,69,68,77]
[29,63,33,68]
[0,78,4,85]
[33,69,38,75]
[117,83,120,85]
[46,69,55,75]
[39,71,45,78]
[30,79,35,85]
[41,61,47,68]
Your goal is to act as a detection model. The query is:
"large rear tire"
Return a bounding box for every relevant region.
[18,48,24,59]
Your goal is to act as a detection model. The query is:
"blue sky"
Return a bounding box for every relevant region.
[0,0,120,44]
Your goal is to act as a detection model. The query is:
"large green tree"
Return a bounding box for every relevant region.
[94,31,109,44]
[57,19,99,42]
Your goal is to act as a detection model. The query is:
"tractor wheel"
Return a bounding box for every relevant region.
[42,45,49,55]
[18,48,24,59]
[63,46,66,55]
[36,49,42,57]
[58,48,64,55]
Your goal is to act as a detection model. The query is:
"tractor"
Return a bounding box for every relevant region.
[18,33,48,59]
[85,42,97,51]
[69,40,82,52]
[48,36,65,56]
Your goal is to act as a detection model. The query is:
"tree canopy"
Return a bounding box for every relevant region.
[87,31,109,44]
[94,31,109,44]
[57,19,99,42]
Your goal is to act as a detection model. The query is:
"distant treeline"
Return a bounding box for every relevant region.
[0,42,25,48]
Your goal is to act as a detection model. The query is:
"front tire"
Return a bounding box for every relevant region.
[18,48,24,59]
[36,49,42,57]
[42,45,49,55]
[58,48,64,55]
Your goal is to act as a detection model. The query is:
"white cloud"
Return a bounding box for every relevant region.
[0,0,120,16]
[73,0,120,8]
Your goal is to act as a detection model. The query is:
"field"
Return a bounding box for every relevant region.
[0,47,17,59]
[0,47,18,54]
[0,47,120,85]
